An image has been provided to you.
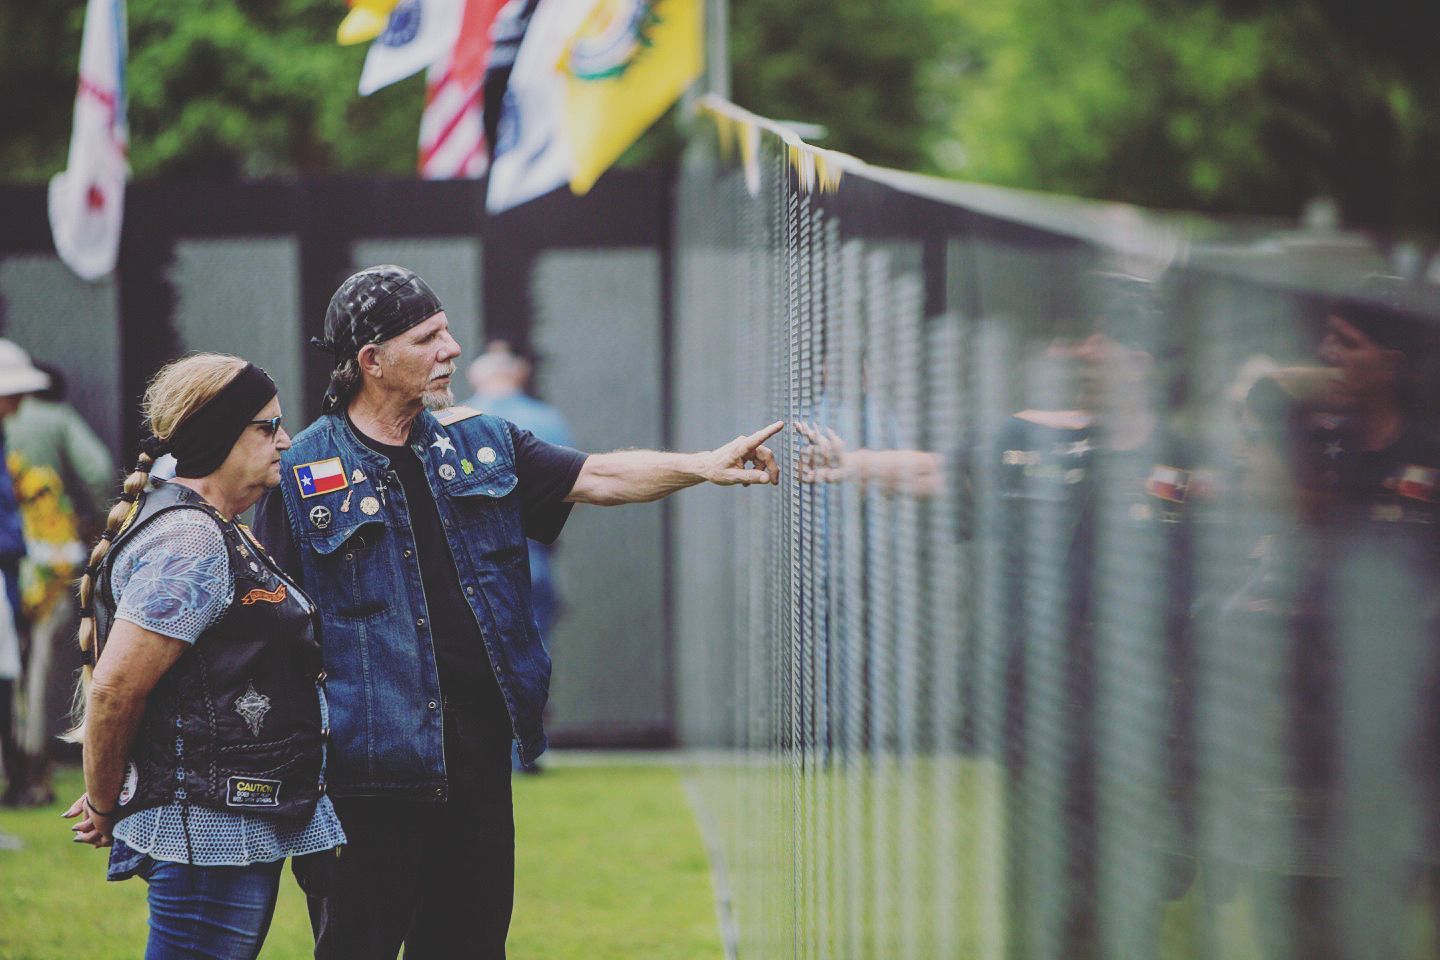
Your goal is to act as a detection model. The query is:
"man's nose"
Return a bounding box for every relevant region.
[276,428,292,451]
[439,333,461,361]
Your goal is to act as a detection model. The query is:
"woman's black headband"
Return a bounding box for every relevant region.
[143,363,278,478]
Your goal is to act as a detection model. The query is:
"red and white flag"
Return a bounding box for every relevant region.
[418,0,505,179]
[1397,464,1439,503]
[1145,464,1191,503]
[49,0,128,281]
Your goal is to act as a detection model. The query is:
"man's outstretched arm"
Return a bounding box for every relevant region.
[565,421,784,506]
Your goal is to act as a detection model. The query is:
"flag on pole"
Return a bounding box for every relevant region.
[337,0,401,45]
[48,0,128,282]
[484,0,595,212]
[418,0,506,179]
[358,0,465,96]
[564,0,702,195]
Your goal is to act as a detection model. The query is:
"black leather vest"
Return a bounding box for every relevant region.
[96,481,326,821]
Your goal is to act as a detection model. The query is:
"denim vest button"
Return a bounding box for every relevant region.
[466,586,474,596]
[404,549,412,558]
[416,618,425,627]
[427,700,437,710]
[434,787,443,797]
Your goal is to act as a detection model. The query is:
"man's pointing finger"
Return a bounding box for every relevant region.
[746,421,785,448]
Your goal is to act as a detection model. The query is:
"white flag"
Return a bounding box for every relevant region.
[48,0,128,282]
[484,0,594,213]
[359,0,465,97]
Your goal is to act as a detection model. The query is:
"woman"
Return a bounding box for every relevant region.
[62,354,344,960]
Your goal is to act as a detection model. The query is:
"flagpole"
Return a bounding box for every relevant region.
[706,0,728,99]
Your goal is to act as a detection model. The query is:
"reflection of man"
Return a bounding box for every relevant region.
[255,265,782,959]
[991,283,1200,960]
[466,341,572,773]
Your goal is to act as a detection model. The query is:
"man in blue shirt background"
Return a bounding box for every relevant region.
[466,341,572,774]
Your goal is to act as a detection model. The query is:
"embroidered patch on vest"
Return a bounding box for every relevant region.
[225,776,282,808]
[240,584,287,606]
[234,682,272,736]
[293,457,349,498]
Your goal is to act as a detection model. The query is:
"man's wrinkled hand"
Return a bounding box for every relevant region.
[704,421,784,486]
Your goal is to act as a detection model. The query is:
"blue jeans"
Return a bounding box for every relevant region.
[138,857,284,960]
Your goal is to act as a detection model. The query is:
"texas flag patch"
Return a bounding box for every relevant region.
[1145,465,1191,503]
[293,458,349,499]
[1396,464,1439,503]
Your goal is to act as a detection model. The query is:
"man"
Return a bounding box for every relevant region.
[466,340,574,773]
[254,264,781,959]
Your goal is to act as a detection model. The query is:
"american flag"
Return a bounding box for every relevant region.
[418,0,505,179]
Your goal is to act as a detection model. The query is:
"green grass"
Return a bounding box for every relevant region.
[0,765,723,960]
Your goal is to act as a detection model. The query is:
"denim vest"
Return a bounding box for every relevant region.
[268,408,549,799]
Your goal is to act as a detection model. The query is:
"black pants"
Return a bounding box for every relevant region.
[310,702,515,960]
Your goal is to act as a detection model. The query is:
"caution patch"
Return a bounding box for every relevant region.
[225,776,282,808]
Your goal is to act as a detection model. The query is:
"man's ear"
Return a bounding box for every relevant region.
[358,343,383,379]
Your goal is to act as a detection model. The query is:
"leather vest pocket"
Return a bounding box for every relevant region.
[304,519,392,620]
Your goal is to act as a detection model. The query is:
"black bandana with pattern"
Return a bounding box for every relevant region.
[311,265,444,411]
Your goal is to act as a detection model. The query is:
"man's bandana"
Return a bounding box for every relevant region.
[311,265,444,363]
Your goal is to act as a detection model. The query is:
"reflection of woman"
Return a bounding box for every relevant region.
[63,355,344,959]
[1203,375,1343,960]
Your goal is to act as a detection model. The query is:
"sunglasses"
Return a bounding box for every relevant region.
[249,415,285,437]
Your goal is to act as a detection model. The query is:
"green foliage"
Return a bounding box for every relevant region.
[6,0,1439,231]
[1,0,420,182]
[728,0,968,171]
[937,0,1440,232]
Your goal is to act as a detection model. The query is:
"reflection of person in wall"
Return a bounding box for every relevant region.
[255,265,783,959]
[1311,300,1440,948]
[1200,373,1352,960]
[63,354,344,960]
[465,341,574,773]
[989,274,1201,960]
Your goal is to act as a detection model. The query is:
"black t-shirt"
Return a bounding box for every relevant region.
[349,417,585,713]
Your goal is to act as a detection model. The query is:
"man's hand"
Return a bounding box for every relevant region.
[699,421,784,486]
[63,794,115,847]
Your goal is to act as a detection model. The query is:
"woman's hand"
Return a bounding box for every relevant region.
[63,794,115,847]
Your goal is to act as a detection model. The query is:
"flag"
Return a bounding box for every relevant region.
[418,0,506,179]
[1397,465,1439,503]
[482,0,542,161]
[338,0,401,45]
[358,0,465,97]
[563,0,702,195]
[1145,465,1191,503]
[293,458,349,498]
[485,0,596,213]
[48,0,128,282]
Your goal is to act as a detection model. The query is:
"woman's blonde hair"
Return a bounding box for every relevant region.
[64,353,247,743]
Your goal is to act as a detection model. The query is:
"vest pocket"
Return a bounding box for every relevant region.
[304,519,392,620]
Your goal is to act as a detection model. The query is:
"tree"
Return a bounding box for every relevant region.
[1,0,419,182]
[937,0,1440,233]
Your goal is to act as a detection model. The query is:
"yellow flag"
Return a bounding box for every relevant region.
[564,0,703,195]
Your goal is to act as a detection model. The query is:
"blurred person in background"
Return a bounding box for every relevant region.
[1,353,116,806]
[0,341,41,811]
[63,354,344,960]
[256,264,781,960]
[466,341,573,774]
